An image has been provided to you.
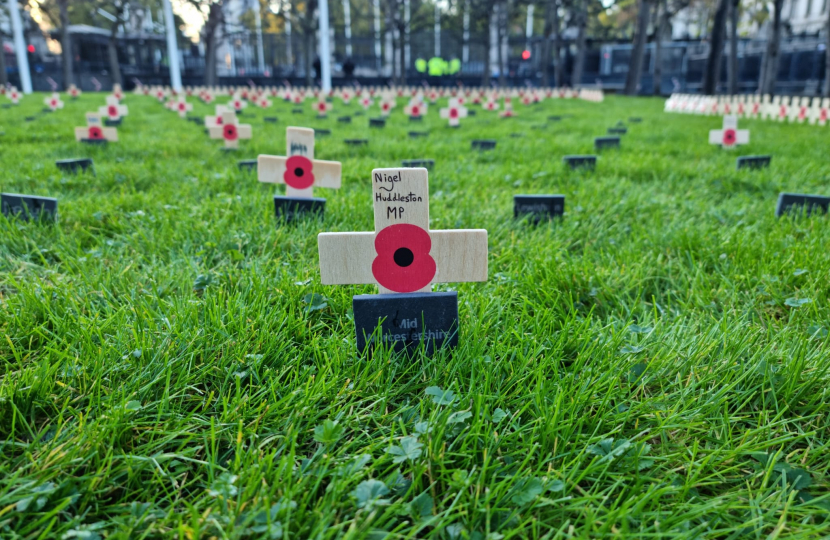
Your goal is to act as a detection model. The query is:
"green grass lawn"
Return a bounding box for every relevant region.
[1,92,830,539]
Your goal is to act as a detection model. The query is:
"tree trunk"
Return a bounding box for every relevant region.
[653,0,667,95]
[762,0,784,95]
[552,0,562,86]
[108,36,122,87]
[540,0,553,86]
[826,3,830,97]
[398,23,407,84]
[727,0,739,94]
[0,33,7,86]
[59,0,73,89]
[204,24,217,86]
[497,1,506,87]
[623,0,650,95]
[304,30,314,85]
[482,18,491,87]
[571,4,587,87]
[702,0,727,94]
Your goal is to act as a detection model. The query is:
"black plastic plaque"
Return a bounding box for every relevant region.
[775,193,830,217]
[737,155,772,170]
[369,118,386,127]
[315,129,331,137]
[56,158,94,174]
[264,117,278,123]
[1,193,58,221]
[105,118,122,127]
[353,291,459,354]
[238,160,257,171]
[187,117,202,124]
[408,116,423,122]
[344,139,368,146]
[81,139,108,146]
[1,104,10,109]
[472,139,497,150]
[292,108,303,114]
[337,116,352,123]
[25,116,36,122]
[548,115,562,121]
[402,159,434,168]
[408,131,428,138]
[595,136,621,150]
[629,117,643,123]
[514,195,565,221]
[467,110,476,116]
[564,155,597,170]
[607,127,627,135]
[510,133,523,138]
[274,195,325,221]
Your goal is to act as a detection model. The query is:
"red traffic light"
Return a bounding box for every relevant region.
[27,44,35,53]
[521,50,531,60]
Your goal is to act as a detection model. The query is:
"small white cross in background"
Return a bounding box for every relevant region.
[313,99,333,117]
[100,95,129,121]
[174,96,193,118]
[807,98,829,126]
[257,127,342,198]
[208,111,252,149]
[709,115,749,149]
[440,98,468,127]
[403,99,427,119]
[44,93,64,111]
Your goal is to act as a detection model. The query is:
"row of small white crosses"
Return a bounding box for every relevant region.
[318,167,488,295]
[666,93,829,126]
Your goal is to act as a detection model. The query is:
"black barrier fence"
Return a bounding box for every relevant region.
[4,28,828,95]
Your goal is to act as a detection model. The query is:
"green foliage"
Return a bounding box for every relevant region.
[1,94,830,537]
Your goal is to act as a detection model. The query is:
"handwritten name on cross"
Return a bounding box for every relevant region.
[318,168,488,294]
[75,113,118,142]
[440,98,468,127]
[100,96,129,121]
[709,115,748,149]
[208,112,252,149]
[258,127,342,198]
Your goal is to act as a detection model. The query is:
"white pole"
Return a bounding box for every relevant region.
[343,0,353,57]
[318,0,332,91]
[373,0,382,71]
[525,4,534,50]
[162,0,182,90]
[8,0,32,93]
[434,3,440,57]
[462,0,469,63]
[404,0,410,70]
[286,17,293,66]
[254,0,265,73]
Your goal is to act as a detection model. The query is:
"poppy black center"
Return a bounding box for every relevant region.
[393,247,414,267]
[294,167,304,177]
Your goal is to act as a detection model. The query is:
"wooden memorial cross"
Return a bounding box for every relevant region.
[500,98,515,118]
[258,126,341,197]
[360,93,373,110]
[100,95,129,122]
[67,84,81,99]
[483,96,500,111]
[230,96,248,113]
[313,99,333,117]
[792,97,810,123]
[112,83,124,101]
[174,96,193,118]
[75,113,118,143]
[258,127,342,218]
[709,115,748,149]
[403,99,427,119]
[8,87,21,104]
[808,98,829,126]
[208,111,252,149]
[205,105,230,128]
[44,93,64,111]
[317,168,487,352]
[440,98,468,127]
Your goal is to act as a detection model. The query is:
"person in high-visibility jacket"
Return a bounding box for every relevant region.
[448,58,461,76]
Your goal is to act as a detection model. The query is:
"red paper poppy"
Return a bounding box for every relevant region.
[822,110,828,121]
[216,115,224,125]
[382,103,390,111]
[411,105,420,116]
[372,224,436,293]
[108,105,118,117]
[284,155,314,189]
[450,108,458,119]
[779,106,786,117]
[223,124,238,141]
[722,128,736,146]
[179,103,186,111]
[88,126,104,140]
[317,102,327,112]
[50,100,57,107]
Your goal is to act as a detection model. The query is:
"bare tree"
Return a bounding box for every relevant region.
[0,5,7,87]
[31,0,73,88]
[623,0,651,95]
[540,0,560,86]
[824,1,829,96]
[570,0,586,87]
[381,0,406,84]
[93,0,131,86]
[759,0,783,95]
[702,0,727,94]
[187,0,226,86]
[496,0,507,86]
